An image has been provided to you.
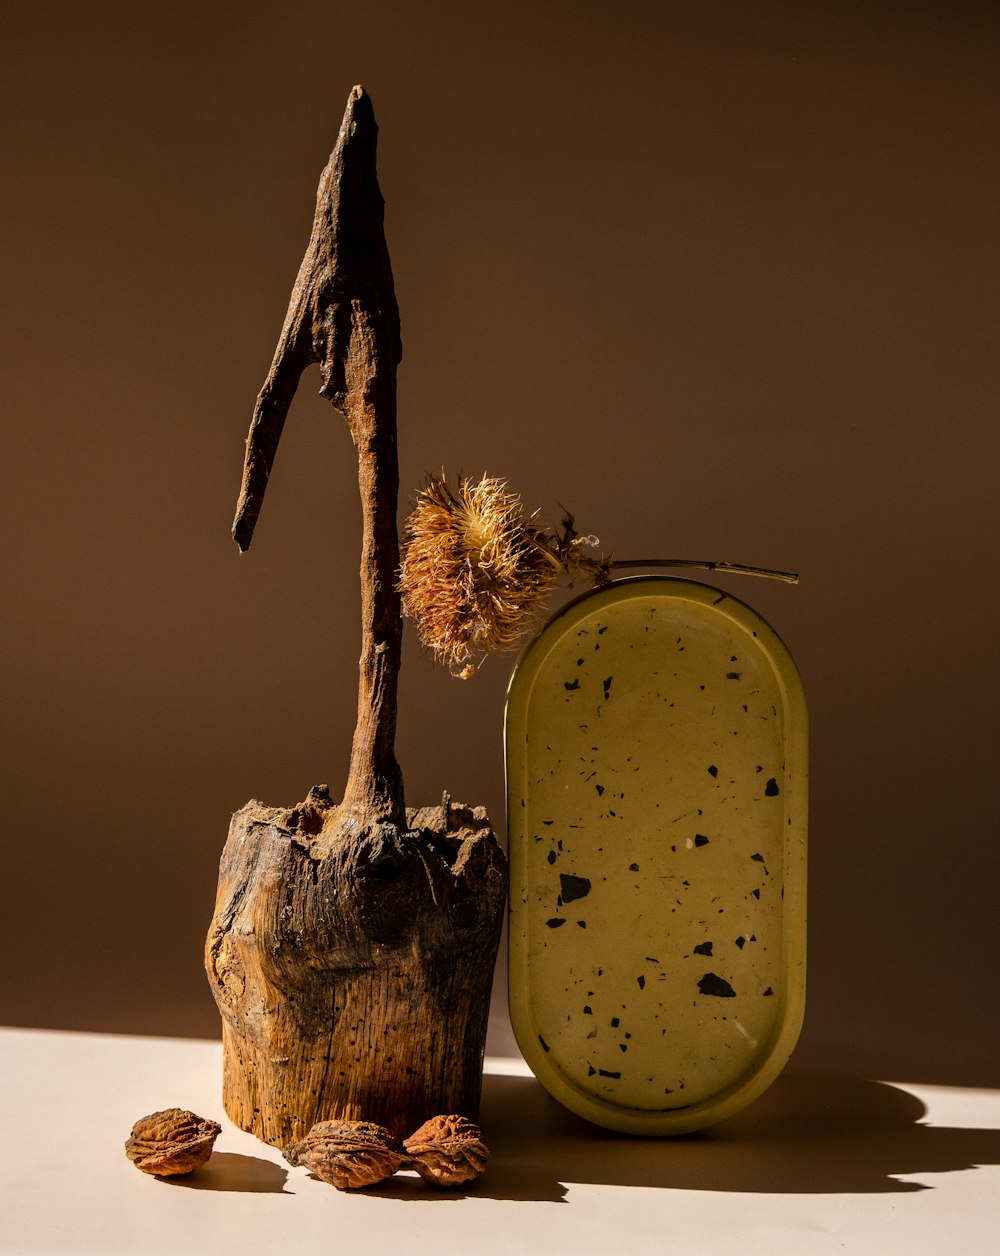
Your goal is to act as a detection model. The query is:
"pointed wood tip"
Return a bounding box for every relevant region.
[232,515,253,553]
[232,484,259,551]
[343,83,376,132]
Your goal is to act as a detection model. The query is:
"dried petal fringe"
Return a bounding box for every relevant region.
[399,473,798,677]
[398,476,594,677]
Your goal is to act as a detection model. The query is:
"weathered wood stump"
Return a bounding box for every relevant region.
[206,789,506,1145]
[205,86,506,1146]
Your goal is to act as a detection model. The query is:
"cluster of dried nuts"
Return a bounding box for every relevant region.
[283,1114,489,1190]
[124,1107,489,1191]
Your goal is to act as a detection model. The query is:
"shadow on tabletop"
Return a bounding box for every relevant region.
[153,1073,1000,1203]
[446,1071,1000,1202]
[162,1152,291,1194]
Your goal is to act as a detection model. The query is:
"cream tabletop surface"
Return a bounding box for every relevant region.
[2,1027,998,1256]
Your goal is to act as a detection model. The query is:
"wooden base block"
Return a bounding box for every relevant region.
[205,786,506,1146]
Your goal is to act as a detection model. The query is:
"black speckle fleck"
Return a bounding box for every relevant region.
[539,1035,550,1052]
[610,1017,620,1028]
[583,1005,593,1015]
[560,873,592,902]
[698,973,737,998]
[726,672,742,680]
[751,852,765,863]
[547,850,557,865]
[545,918,566,929]
[765,777,780,796]
[752,888,761,899]
[595,783,605,796]
[588,1064,596,1076]
[629,862,640,872]
[707,765,718,778]
[763,987,774,997]
[603,677,613,699]
[637,975,646,989]
[735,936,746,949]
[598,1069,621,1079]
[576,920,587,929]
[694,834,710,847]
[693,942,713,956]
[564,679,580,691]
[598,625,608,634]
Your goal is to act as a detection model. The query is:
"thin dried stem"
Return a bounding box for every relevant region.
[583,557,798,585]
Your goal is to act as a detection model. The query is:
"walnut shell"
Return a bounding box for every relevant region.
[403,1114,489,1187]
[125,1108,221,1176]
[283,1119,404,1190]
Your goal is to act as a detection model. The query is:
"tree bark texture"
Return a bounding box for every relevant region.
[206,88,506,1146]
[207,789,506,1146]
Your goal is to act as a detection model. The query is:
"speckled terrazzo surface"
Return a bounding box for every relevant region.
[506,578,807,1133]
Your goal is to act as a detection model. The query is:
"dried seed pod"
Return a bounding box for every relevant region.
[403,1114,489,1187]
[283,1120,404,1190]
[125,1108,221,1176]
[399,475,564,676]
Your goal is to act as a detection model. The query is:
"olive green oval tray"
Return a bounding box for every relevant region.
[505,577,807,1134]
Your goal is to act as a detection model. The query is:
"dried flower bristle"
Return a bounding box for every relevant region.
[399,476,570,677]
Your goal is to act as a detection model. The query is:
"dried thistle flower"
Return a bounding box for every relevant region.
[399,475,594,677]
[399,472,799,678]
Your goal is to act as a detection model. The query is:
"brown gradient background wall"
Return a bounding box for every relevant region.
[2,0,997,1087]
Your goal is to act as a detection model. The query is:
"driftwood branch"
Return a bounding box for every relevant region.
[233,84,404,826]
[208,88,507,1146]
